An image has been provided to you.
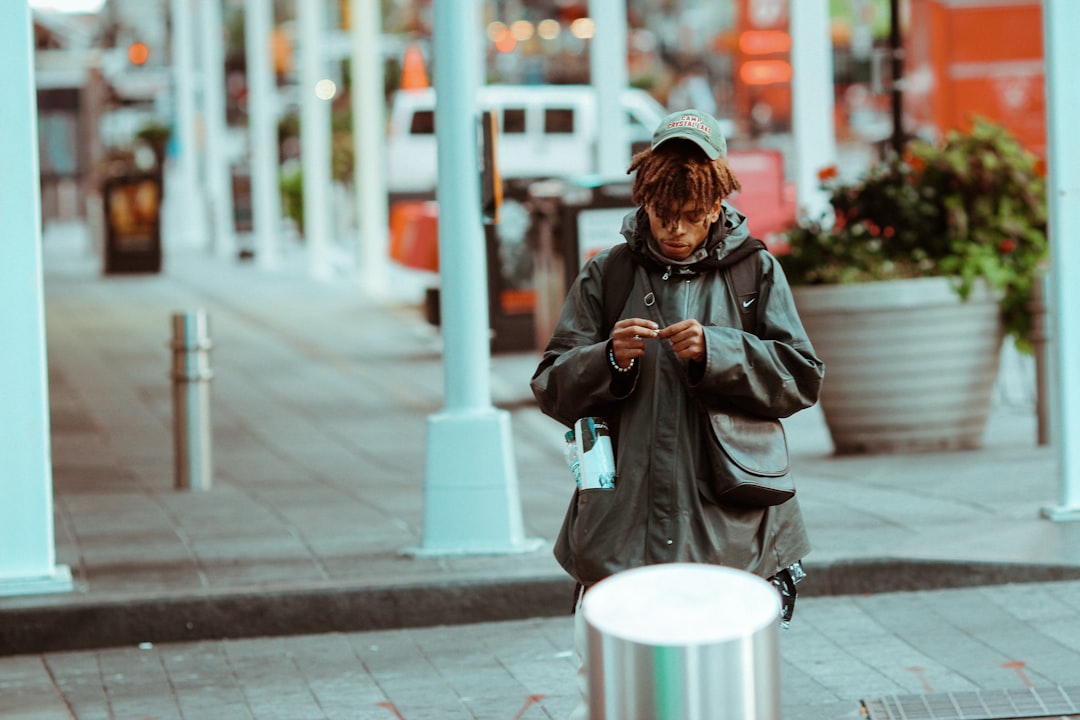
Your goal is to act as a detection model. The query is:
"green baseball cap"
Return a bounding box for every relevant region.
[652,109,727,160]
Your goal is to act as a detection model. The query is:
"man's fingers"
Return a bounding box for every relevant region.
[615,319,659,335]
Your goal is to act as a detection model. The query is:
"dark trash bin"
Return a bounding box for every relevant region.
[231,165,258,260]
[419,176,636,354]
[486,178,539,353]
[102,173,162,274]
[529,175,636,350]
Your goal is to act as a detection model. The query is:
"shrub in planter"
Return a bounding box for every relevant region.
[777,120,1048,453]
[779,118,1048,353]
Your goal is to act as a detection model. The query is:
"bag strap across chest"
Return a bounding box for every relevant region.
[600,239,766,336]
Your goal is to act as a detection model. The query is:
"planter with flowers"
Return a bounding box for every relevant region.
[779,119,1048,454]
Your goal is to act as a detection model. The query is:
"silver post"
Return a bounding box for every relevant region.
[1031,267,1052,446]
[584,564,781,720]
[171,310,213,491]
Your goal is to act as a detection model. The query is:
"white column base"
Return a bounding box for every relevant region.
[1041,505,1080,523]
[406,408,542,556]
[162,165,209,250]
[0,565,73,598]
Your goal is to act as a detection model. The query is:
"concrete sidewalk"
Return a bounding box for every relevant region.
[4,582,1080,720]
[2,223,1080,717]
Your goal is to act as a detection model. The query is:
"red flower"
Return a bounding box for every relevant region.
[817,165,839,182]
[998,238,1018,254]
[904,152,926,172]
[883,226,896,238]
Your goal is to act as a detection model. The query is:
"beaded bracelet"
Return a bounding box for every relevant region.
[609,346,636,373]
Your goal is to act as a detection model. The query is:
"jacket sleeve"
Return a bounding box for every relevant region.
[531,252,638,428]
[689,252,824,419]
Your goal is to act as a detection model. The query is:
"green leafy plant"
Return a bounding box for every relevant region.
[779,118,1048,352]
[134,122,171,179]
[280,165,303,233]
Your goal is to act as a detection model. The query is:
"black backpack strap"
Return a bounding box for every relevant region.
[600,243,635,337]
[722,237,766,334]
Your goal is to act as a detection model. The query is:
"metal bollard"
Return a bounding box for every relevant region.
[583,564,781,720]
[170,310,213,490]
[1029,267,1051,446]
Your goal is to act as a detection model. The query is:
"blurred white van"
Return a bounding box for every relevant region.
[385,85,670,196]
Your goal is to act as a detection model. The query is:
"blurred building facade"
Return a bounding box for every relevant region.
[31,0,1046,230]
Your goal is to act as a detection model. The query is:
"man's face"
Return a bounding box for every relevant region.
[646,199,722,261]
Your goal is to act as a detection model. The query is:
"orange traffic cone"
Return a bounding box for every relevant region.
[400,43,430,91]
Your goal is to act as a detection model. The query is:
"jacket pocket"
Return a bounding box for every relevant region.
[553,487,621,586]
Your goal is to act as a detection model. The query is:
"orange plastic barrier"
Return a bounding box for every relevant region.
[388,201,439,272]
[907,0,1045,156]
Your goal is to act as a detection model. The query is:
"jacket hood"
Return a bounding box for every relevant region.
[619,202,752,274]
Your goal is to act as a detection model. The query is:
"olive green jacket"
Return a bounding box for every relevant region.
[531,205,824,586]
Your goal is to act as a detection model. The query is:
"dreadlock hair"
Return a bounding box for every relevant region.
[628,139,742,229]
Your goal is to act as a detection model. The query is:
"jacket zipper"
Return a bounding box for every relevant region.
[658,269,694,318]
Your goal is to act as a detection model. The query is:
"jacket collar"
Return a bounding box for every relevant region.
[619,201,751,275]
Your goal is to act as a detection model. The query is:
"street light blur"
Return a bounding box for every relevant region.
[569,17,595,39]
[537,18,561,40]
[314,78,337,100]
[127,41,150,66]
[510,20,534,41]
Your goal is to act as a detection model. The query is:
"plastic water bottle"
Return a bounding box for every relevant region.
[564,430,582,487]
[574,417,616,490]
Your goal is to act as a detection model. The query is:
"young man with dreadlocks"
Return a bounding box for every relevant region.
[531,110,824,718]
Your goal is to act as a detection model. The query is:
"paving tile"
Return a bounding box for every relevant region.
[3,230,1076,718]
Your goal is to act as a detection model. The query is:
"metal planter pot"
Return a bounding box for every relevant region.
[792,276,1003,454]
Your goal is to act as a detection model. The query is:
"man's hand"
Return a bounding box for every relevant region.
[611,318,659,369]
[658,319,706,362]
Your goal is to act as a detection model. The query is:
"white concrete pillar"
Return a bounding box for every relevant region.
[414,0,538,555]
[1040,0,1080,521]
[200,0,236,258]
[589,0,630,179]
[790,0,837,220]
[244,0,282,268]
[298,0,334,279]
[350,0,389,294]
[0,2,72,597]
[167,0,208,249]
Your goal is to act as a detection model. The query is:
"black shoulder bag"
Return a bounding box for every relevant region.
[604,241,794,507]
